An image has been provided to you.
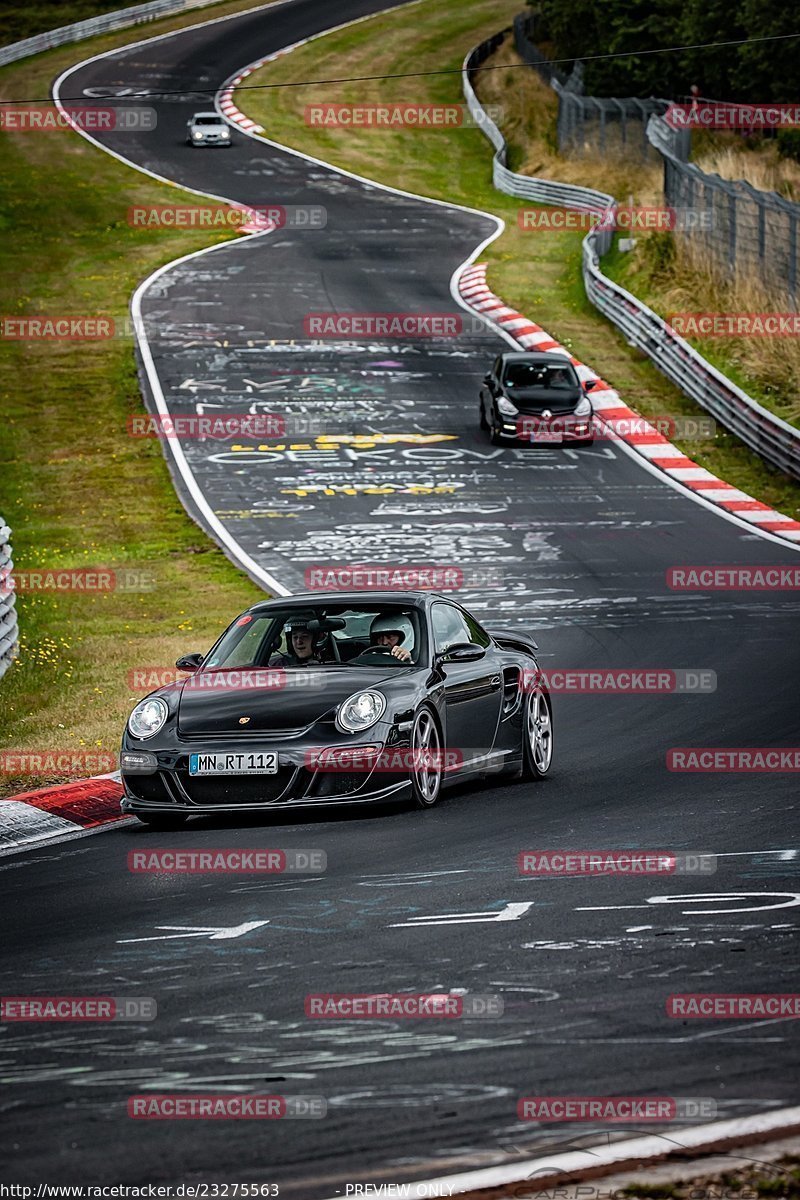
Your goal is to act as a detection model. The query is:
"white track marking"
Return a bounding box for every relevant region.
[118,919,270,943]
[390,901,534,927]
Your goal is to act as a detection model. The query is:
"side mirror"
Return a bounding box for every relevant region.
[440,642,486,664]
[583,379,597,392]
[176,652,204,673]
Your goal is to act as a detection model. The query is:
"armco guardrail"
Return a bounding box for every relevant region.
[648,111,800,304]
[463,34,613,214]
[0,0,222,68]
[0,519,18,683]
[463,33,800,482]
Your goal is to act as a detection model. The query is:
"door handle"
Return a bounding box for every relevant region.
[490,675,501,689]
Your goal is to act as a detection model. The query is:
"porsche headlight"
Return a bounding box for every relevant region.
[336,690,386,734]
[128,697,168,740]
[497,396,518,417]
[574,396,591,417]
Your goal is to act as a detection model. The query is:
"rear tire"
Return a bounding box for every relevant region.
[521,686,554,779]
[410,707,443,809]
[135,812,188,830]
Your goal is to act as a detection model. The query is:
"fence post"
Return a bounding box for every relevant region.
[0,517,18,683]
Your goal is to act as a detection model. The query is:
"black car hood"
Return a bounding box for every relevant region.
[176,666,412,737]
[505,386,582,412]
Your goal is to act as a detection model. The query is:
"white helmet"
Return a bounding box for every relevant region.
[370,613,414,647]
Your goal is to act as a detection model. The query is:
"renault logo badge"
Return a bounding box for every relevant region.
[542,409,552,420]
[238,717,251,725]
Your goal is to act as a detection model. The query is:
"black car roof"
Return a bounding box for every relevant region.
[247,591,445,614]
[499,351,573,364]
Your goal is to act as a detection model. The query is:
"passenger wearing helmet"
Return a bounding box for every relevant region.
[368,613,414,663]
[269,614,323,667]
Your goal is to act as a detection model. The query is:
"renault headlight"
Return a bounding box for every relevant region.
[574,396,591,417]
[336,690,386,734]
[128,697,169,740]
[497,396,518,417]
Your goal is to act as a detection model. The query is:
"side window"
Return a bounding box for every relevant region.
[461,609,491,648]
[431,603,472,654]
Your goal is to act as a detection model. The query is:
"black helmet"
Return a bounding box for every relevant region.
[285,611,316,635]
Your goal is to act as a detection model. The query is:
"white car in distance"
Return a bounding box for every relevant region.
[186,112,232,147]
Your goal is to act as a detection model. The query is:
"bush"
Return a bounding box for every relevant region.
[777,130,800,164]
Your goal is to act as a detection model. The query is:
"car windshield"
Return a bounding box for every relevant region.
[504,361,577,390]
[194,116,224,126]
[202,604,426,670]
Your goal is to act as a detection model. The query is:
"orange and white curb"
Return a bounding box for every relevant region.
[460,263,800,543]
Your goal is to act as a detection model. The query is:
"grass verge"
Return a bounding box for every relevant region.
[0,0,277,797]
[238,3,800,517]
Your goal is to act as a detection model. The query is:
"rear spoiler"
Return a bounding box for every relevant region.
[487,629,539,654]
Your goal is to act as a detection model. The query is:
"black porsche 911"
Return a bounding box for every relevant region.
[479,351,596,445]
[120,592,554,826]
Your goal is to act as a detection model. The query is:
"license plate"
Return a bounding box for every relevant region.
[189,751,278,776]
[530,430,562,444]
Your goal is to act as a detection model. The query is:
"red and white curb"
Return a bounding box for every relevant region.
[459,263,800,543]
[0,774,128,855]
[320,1106,800,1200]
[217,67,290,237]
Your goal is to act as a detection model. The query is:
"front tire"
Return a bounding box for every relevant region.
[479,400,489,430]
[135,812,188,830]
[522,686,554,779]
[410,707,443,809]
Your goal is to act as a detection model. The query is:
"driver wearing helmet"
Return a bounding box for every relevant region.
[269,613,323,667]
[369,614,414,663]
